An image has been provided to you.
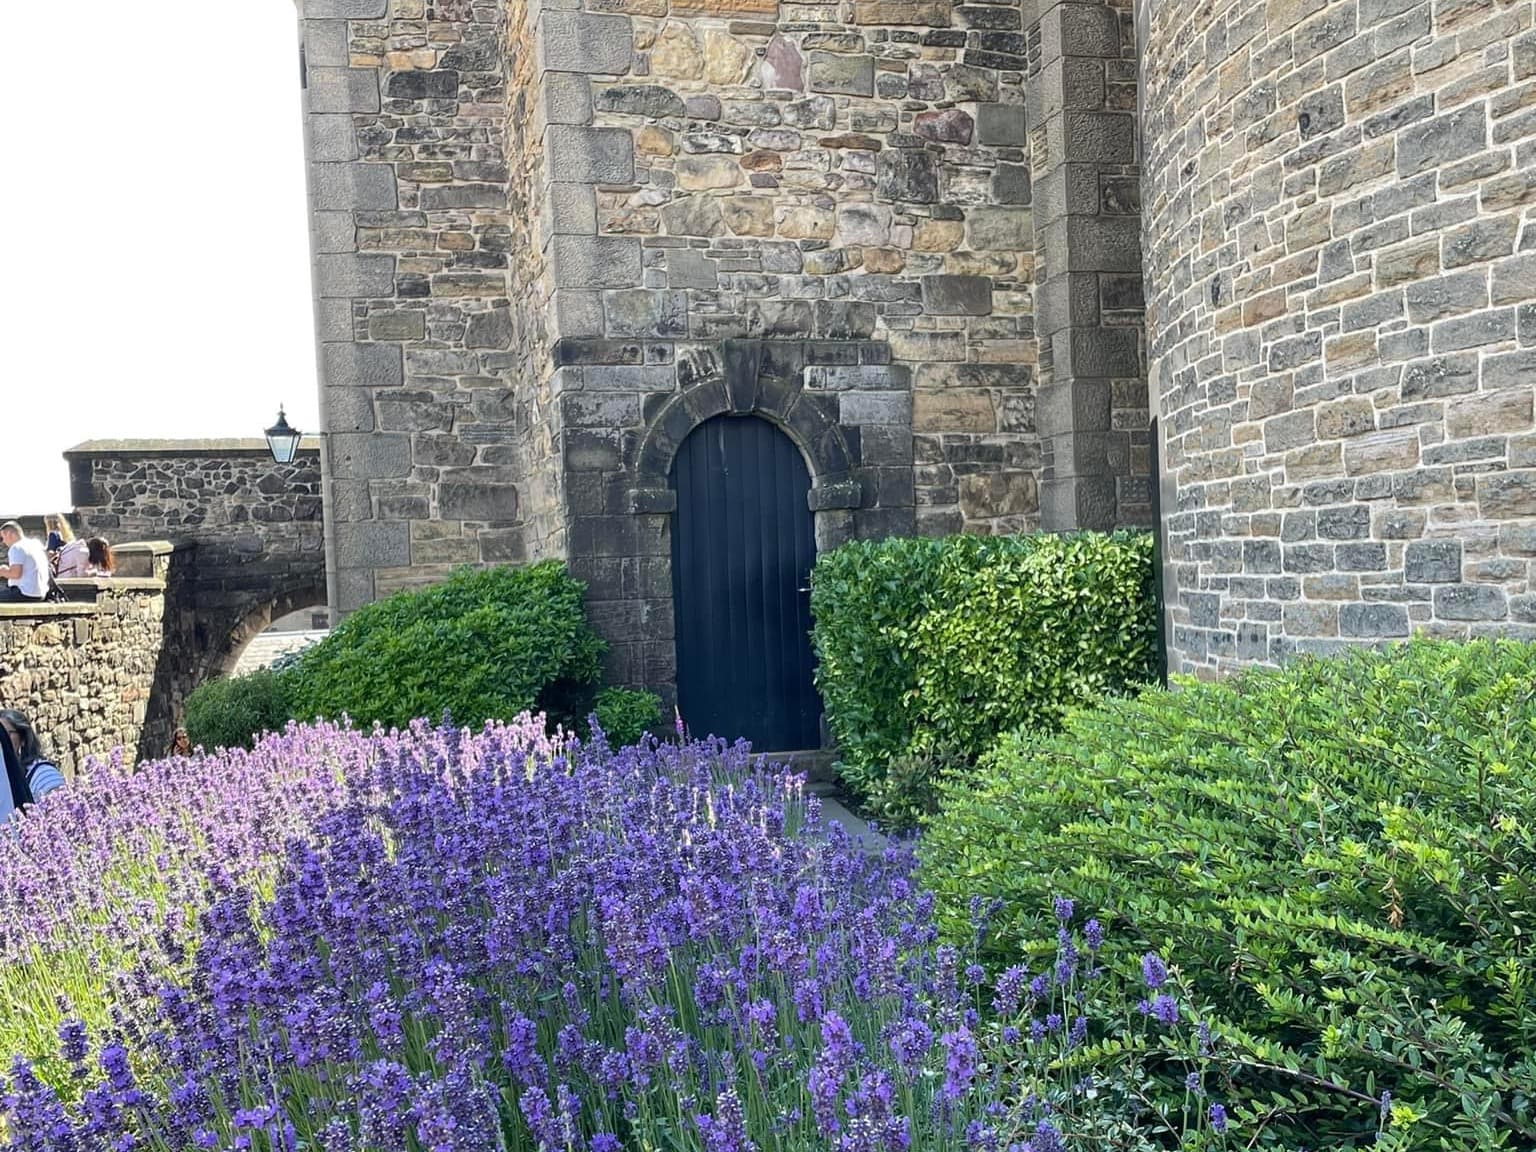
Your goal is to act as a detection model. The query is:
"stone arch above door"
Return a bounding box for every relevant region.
[630,341,863,526]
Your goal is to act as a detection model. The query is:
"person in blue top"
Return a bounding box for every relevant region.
[0,711,64,822]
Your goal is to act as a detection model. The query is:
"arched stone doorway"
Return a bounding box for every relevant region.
[670,414,821,752]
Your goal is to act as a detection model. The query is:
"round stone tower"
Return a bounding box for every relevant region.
[1143,0,1536,673]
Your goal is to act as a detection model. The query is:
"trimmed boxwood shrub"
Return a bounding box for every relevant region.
[182,668,292,752]
[184,563,616,750]
[286,562,604,730]
[588,686,663,747]
[920,640,1536,1149]
[809,530,1156,820]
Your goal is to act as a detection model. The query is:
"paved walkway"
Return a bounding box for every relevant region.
[232,630,328,676]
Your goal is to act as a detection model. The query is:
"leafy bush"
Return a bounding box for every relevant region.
[287,561,606,731]
[810,531,1157,809]
[182,668,292,751]
[587,685,662,747]
[921,640,1536,1150]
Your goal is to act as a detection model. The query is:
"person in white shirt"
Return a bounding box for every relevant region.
[1,521,49,603]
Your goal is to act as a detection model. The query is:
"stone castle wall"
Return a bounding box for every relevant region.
[0,545,198,774]
[303,0,528,612]
[1144,0,1536,673]
[297,0,1151,695]
[67,441,327,675]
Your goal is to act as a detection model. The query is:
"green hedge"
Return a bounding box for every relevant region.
[286,562,604,731]
[809,531,1157,818]
[186,563,613,750]
[920,640,1536,1149]
[182,668,292,752]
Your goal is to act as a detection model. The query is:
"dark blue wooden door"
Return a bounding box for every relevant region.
[671,415,821,751]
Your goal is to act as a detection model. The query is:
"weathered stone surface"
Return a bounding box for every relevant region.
[761,34,803,90]
[808,52,874,96]
[1146,0,1536,673]
[676,154,742,189]
[541,12,634,74]
[548,126,635,184]
[914,108,974,143]
[702,29,754,85]
[875,149,938,202]
[593,84,685,118]
[661,195,727,236]
[385,69,459,100]
[776,204,835,239]
[922,275,992,315]
[721,196,776,236]
[651,23,705,80]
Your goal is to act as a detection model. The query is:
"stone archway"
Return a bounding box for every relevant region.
[216,582,330,680]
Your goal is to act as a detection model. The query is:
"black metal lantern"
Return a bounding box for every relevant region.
[265,407,303,465]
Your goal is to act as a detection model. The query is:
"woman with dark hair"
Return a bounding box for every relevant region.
[0,711,64,818]
[85,538,115,577]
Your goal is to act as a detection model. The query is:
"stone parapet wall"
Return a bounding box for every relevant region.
[0,544,197,774]
[66,441,327,675]
[1144,0,1536,674]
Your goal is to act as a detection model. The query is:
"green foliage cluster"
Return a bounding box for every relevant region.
[809,531,1157,817]
[181,669,292,753]
[186,563,618,750]
[589,686,664,747]
[921,640,1536,1150]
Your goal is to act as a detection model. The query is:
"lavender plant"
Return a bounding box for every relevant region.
[1,719,1230,1151]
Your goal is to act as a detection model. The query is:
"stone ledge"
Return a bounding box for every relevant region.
[64,438,323,459]
[0,602,98,619]
[56,578,167,593]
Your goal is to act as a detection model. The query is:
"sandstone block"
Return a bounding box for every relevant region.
[548,126,635,184]
[721,196,776,236]
[438,484,519,522]
[1446,388,1533,440]
[776,204,835,239]
[553,235,642,288]
[593,84,684,118]
[540,12,634,75]
[1478,470,1536,519]
[914,108,974,143]
[385,69,458,100]
[677,154,742,190]
[1339,602,1409,638]
[651,24,704,80]
[914,390,994,432]
[921,275,992,315]
[913,218,965,251]
[966,206,1032,250]
[836,202,891,246]
[808,52,874,96]
[702,29,754,85]
[762,34,803,91]
[1404,539,1461,583]
[1435,584,1507,622]
[659,192,726,236]
[853,0,951,24]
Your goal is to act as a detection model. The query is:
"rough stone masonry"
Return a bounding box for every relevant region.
[294,0,1150,693]
[1144,0,1536,674]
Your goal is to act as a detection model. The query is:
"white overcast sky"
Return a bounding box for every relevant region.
[1,3,318,514]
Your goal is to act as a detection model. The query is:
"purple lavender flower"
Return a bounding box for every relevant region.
[939,1028,978,1101]
[1141,952,1168,989]
[1083,919,1103,951]
[1209,1103,1228,1133]
[1052,897,1074,924]
[1151,994,1179,1026]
